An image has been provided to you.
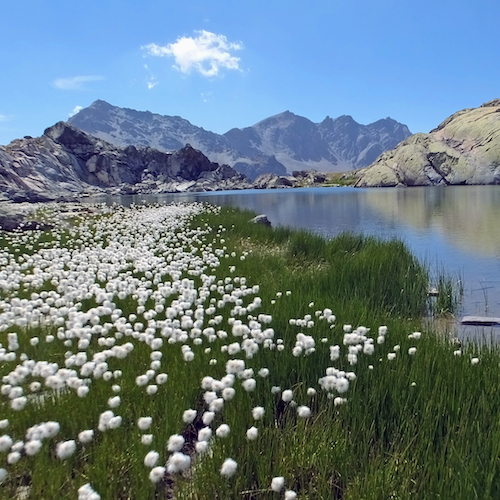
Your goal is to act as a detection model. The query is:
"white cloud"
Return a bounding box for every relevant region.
[0,114,7,122]
[143,30,242,77]
[68,105,83,117]
[147,80,158,90]
[53,75,104,90]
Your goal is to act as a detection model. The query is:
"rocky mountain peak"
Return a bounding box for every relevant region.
[68,101,411,176]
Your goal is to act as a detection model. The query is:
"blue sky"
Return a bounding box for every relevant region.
[1,0,499,145]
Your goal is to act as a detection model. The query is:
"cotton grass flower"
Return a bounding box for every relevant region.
[220,458,238,477]
[246,426,259,440]
[242,378,256,392]
[297,405,311,418]
[182,409,197,424]
[252,406,265,420]
[216,424,230,438]
[144,450,159,467]
[8,451,21,463]
[198,427,212,442]
[471,357,480,365]
[284,490,297,499]
[138,417,153,431]
[202,411,215,425]
[78,430,94,444]
[166,452,191,473]
[271,476,285,492]
[25,439,42,456]
[149,466,165,483]
[108,396,120,408]
[282,389,293,402]
[56,439,76,460]
[141,434,153,445]
[195,440,209,453]
[146,384,158,395]
[11,396,27,411]
[408,347,417,356]
[0,435,13,452]
[167,434,184,452]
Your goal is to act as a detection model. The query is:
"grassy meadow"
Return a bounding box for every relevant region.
[0,201,497,499]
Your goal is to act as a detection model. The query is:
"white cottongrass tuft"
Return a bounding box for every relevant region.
[198,427,212,442]
[252,406,265,420]
[220,458,238,477]
[285,490,297,499]
[0,435,13,452]
[8,451,21,464]
[246,426,259,440]
[56,439,76,460]
[25,440,42,456]
[138,417,153,430]
[297,405,311,418]
[167,434,185,452]
[271,476,285,492]
[471,357,480,365]
[182,409,197,423]
[216,424,230,438]
[166,452,191,473]
[242,378,256,392]
[141,434,154,446]
[144,450,159,468]
[78,430,94,444]
[222,387,236,400]
[282,389,293,402]
[195,440,209,453]
[146,385,158,395]
[408,347,417,356]
[149,466,165,484]
[108,396,120,408]
[78,483,102,500]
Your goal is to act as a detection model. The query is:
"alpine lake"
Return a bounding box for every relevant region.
[88,185,500,344]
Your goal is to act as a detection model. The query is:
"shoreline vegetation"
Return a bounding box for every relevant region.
[0,202,497,499]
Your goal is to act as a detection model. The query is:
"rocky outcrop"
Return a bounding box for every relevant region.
[252,169,330,189]
[355,99,500,187]
[68,100,411,177]
[0,122,252,201]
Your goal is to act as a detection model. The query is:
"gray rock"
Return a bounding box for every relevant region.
[355,99,500,187]
[250,215,271,226]
[0,123,251,201]
[253,173,296,189]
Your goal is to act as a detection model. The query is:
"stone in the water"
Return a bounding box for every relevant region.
[250,215,271,227]
[461,316,500,326]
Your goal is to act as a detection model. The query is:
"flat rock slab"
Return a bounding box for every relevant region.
[461,316,500,326]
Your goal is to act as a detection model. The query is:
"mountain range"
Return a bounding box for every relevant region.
[68,100,412,180]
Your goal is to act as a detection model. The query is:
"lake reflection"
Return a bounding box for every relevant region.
[92,186,500,342]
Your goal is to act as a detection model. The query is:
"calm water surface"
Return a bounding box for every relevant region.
[94,186,500,342]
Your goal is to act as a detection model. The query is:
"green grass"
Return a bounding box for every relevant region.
[0,203,496,500]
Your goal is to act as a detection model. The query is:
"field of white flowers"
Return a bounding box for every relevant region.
[0,201,498,499]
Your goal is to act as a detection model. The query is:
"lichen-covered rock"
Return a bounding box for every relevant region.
[355,99,500,187]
